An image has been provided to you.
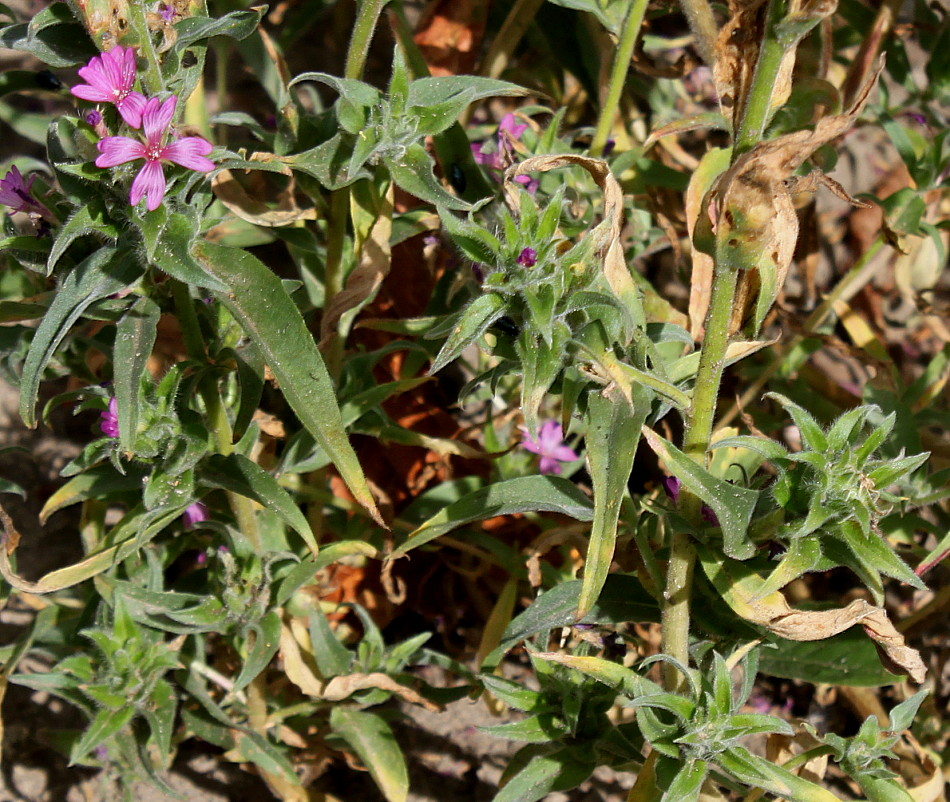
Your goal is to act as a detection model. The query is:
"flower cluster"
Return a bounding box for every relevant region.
[71,46,215,211]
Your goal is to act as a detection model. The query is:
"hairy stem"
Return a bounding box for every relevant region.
[731,0,787,157]
[591,0,649,157]
[678,0,718,67]
[661,0,794,689]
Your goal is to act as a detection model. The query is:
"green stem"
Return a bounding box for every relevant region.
[678,0,718,67]
[731,0,787,158]
[480,0,546,79]
[661,264,740,689]
[345,0,389,81]
[125,4,166,95]
[591,0,649,157]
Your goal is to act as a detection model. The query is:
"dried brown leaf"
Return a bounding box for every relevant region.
[321,673,442,711]
[212,169,317,227]
[701,56,884,334]
[702,548,926,683]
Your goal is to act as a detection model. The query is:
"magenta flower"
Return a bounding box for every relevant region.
[521,421,579,475]
[471,112,538,192]
[95,96,215,211]
[99,397,119,438]
[0,166,54,222]
[71,46,147,129]
[182,501,209,529]
[517,247,537,267]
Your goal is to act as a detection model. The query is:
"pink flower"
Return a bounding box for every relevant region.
[516,247,537,267]
[95,96,215,211]
[182,502,209,529]
[0,166,54,222]
[70,46,147,129]
[99,397,119,438]
[521,421,579,475]
[471,112,538,192]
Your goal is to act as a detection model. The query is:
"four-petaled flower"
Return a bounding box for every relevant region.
[99,397,119,438]
[70,46,147,129]
[182,501,209,529]
[96,96,215,211]
[0,166,54,222]
[521,421,579,475]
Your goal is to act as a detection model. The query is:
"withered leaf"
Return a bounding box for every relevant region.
[696,56,884,335]
[701,545,926,683]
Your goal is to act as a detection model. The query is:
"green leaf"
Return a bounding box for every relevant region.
[284,133,372,190]
[232,730,299,785]
[199,453,317,553]
[765,393,827,452]
[438,206,502,265]
[579,384,650,617]
[275,541,379,606]
[194,241,383,527]
[718,747,841,802]
[406,76,527,108]
[151,211,228,291]
[0,3,92,66]
[428,292,506,374]
[758,628,906,686]
[39,463,147,521]
[480,675,546,714]
[171,7,266,51]
[391,475,593,558]
[480,713,567,743]
[493,749,592,802]
[309,610,353,678]
[46,199,119,275]
[642,428,759,559]
[70,705,135,765]
[662,759,708,802]
[232,610,282,693]
[113,296,159,453]
[486,575,658,665]
[330,708,408,802]
[386,142,471,211]
[20,248,143,428]
[143,679,177,768]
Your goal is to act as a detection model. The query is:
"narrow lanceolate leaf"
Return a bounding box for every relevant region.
[113,296,159,453]
[199,453,317,553]
[642,427,759,559]
[194,241,384,527]
[330,708,409,802]
[391,476,594,558]
[20,248,143,428]
[428,292,506,375]
[578,383,651,618]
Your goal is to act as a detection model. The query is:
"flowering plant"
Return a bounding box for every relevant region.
[0,0,945,800]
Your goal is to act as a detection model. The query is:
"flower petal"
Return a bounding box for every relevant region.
[116,91,147,128]
[95,135,145,167]
[551,445,579,462]
[70,82,111,103]
[130,160,167,211]
[161,137,215,171]
[538,456,563,475]
[74,55,111,95]
[142,96,177,146]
